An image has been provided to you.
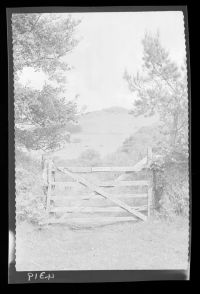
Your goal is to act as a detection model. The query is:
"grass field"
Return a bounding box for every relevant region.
[16,216,189,271]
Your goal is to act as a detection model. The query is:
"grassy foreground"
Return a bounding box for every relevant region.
[16,216,189,271]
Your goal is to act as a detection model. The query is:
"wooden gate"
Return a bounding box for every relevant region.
[43,149,153,225]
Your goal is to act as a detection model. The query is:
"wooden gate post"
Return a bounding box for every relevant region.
[147,181,153,218]
[46,160,52,213]
[147,147,153,166]
[147,147,153,218]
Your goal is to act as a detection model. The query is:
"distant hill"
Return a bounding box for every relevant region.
[79,106,158,134]
[100,106,130,114]
[53,106,159,160]
[84,106,129,115]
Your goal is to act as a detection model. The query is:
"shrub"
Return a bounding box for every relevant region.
[15,149,46,224]
[151,161,189,218]
[16,194,47,224]
[161,164,189,217]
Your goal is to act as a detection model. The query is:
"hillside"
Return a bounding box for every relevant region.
[79,107,158,134]
[53,107,159,160]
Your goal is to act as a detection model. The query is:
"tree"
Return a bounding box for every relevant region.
[13,13,81,152]
[12,13,80,80]
[124,32,188,161]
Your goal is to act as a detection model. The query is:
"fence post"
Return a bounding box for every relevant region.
[46,160,52,213]
[147,147,153,166]
[147,147,153,218]
[147,182,153,218]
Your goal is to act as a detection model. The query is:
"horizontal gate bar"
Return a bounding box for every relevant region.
[56,167,147,221]
[49,199,147,207]
[50,193,147,200]
[58,166,146,172]
[50,206,147,213]
[53,180,149,187]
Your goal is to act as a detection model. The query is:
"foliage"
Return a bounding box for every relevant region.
[16,125,65,151]
[124,32,188,161]
[150,159,189,219]
[16,193,47,225]
[15,149,47,224]
[161,164,189,218]
[121,125,163,162]
[12,13,80,79]
[13,13,81,152]
[120,123,189,218]
[15,82,78,151]
[15,83,77,126]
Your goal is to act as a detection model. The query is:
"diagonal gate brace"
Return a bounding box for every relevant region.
[57,166,147,221]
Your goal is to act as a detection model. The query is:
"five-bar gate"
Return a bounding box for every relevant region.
[43,150,153,225]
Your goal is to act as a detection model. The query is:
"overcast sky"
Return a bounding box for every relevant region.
[19,11,186,111]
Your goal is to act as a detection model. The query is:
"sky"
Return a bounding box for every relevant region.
[19,11,186,111]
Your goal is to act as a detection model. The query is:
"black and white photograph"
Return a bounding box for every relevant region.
[8,7,190,281]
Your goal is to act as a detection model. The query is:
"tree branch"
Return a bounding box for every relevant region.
[29,15,42,33]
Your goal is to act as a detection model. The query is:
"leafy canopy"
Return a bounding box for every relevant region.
[13,13,80,81]
[13,13,81,152]
[124,32,188,161]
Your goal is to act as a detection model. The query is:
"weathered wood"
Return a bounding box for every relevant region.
[130,157,148,171]
[53,180,149,188]
[57,166,147,173]
[50,205,147,213]
[46,163,52,212]
[51,194,96,201]
[100,181,149,187]
[51,207,123,213]
[147,185,153,218]
[147,147,153,165]
[57,167,147,221]
[50,193,147,201]
[147,147,153,218]
[48,199,147,208]
[50,199,114,207]
[53,181,81,187]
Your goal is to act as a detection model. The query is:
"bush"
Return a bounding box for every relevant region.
[15,149,46,224]
[16,194,47,224]
[152,162,189,218]
[121,125,161,157]
[162,164,189,217]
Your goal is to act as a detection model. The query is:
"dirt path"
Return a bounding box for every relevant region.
[16,217,189,271]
